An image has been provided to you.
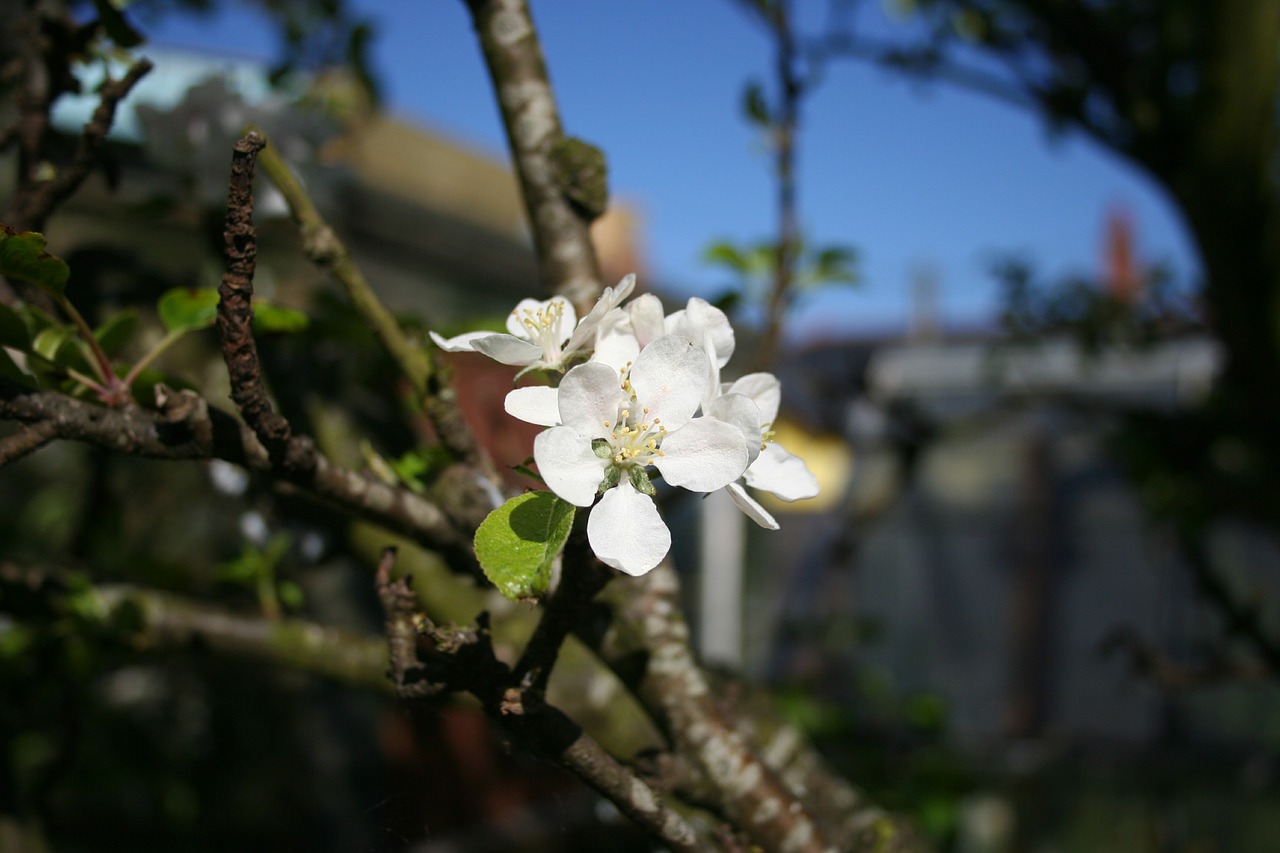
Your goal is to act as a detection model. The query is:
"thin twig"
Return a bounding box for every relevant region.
[9,58,154,231]
[1100,626,1271,689]
[0,562,392,692]
[216,131,315,475]
[513,534,611,693]
[0,420,57,466]
[0,382,480,574]
[253,137,492,472]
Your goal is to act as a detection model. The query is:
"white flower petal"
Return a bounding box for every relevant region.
[558,362,625,438]
[726,482,779,530]
[744,443,820,501]
[429,330,498,353]
[629,335,708,431]
[504,386,561,426]
[627,293,666,349]
[587,479,670,576]
[726,372,781,424]
[654,416,749,492]
[533,427,607,507]
[471,334,544,366]
[665,297,735,367]
[590,313,640,370]
[709,392,763,465]
[565,273,636,354]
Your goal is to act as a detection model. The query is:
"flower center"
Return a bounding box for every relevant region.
[514,301,567,362]
[760,422,775,452]
[605,406,667,466]
[599,369,666,468]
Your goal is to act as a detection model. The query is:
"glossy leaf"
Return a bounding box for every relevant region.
[474,492,575,603]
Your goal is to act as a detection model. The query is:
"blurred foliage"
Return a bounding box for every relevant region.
[702,236,859,315]
[994,257,1200,352]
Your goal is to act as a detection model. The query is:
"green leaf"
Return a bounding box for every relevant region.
[32,326,75,364]
[0,228,70,296]
[93,310,138,357]
[0,347,37,389]
[742,80,771,127]
[0,302,29,350]
[158,288,219,334]
[703,240,749,273]
[252,302,309,333]
[276,580,305,611]
[32,326,94,377]
[811,245,859,286]
[17,304,59,338]
[474,492,575,603]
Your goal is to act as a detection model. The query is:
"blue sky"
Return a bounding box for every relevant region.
[141,0,1200,341]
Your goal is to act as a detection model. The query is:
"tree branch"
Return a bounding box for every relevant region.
[0,562,391,692]
[216,131,317,476]
[0,420,57,467]
[374,554,704,852]
[252,136,493,474]
[7,57,153,231]
[0,383,479,574]
[599,564,834,852]
[462,0,604,309]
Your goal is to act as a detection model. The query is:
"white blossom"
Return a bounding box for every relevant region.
[430,274,635,376]
[711,372,819,529]
[533,335,750,575]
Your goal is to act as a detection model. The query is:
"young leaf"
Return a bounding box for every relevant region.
[703,240,749,274]
[252,302,309,333]
[0,228,70,296]
[17,304,59,338]
[474,492,575,603]
[94,310,138,357]
[742,80,771,127]
[0,347,37,389]
[158,288,219,334]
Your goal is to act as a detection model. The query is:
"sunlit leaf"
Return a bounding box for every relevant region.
[474,492,575,603]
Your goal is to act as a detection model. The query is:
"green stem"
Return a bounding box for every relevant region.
[64,366,109,396]
[121,328,185,389]
[55,293,119,390]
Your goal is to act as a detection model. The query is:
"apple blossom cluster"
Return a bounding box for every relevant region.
[433,274,819,577]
